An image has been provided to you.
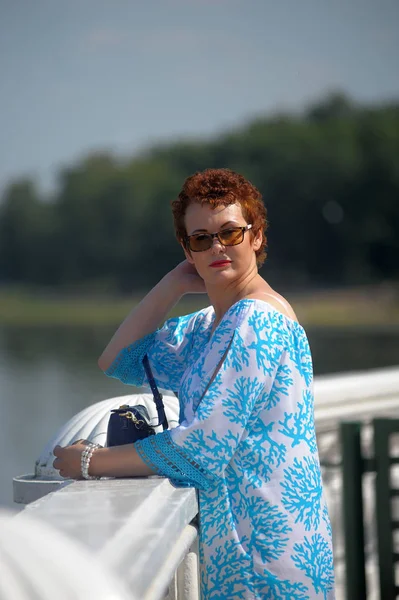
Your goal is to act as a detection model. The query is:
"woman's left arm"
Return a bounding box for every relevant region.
[53,442,156,479]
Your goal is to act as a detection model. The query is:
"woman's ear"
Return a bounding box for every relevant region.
[252,228,263,252]
[181,243,195,264]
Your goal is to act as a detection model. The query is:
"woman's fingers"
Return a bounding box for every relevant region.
[53,445,63,457]
[52,444,86,479]
[53,446,66,470]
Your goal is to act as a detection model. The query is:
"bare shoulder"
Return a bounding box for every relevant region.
[246,291,299,323]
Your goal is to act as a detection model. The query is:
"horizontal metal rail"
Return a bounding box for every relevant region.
[314,365,399,432]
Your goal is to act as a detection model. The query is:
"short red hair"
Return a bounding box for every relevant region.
[171,168,268,266]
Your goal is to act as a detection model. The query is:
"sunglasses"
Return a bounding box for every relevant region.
[185,224,253,252]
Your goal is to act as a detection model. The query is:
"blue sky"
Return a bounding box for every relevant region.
[1,0,398,193]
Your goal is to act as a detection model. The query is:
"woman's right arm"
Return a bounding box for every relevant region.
[98,261,205,372]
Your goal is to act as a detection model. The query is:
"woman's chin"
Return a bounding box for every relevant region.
[203,269,237,286]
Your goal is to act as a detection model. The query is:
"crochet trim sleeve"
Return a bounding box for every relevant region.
[135,430,217,490]
[104,331,157,386]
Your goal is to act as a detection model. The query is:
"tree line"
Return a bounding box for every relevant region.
[1,92,398,292]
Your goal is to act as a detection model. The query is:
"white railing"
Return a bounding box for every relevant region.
[0,507,132,600]
[19,478,199,600]
[314,365,399,431]
[4,365,399,600]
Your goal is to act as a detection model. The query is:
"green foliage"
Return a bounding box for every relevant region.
[0,93,398,291]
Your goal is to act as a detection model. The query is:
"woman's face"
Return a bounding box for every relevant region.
[183,201,262,284]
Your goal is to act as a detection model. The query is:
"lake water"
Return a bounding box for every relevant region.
[1,324,399,509]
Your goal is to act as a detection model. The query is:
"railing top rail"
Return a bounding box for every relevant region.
[0,508,132,600]
[314,365,399,404]
[19,477,198,599]
[314,365,399,431]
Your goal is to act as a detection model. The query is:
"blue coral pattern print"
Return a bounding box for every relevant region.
[106,299,335,599]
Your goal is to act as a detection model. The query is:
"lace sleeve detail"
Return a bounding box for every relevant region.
[135,431,218,491]
[105,332,156,386]
[102,309,210,391]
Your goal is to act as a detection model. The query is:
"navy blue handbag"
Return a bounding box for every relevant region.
[106,354,168,447]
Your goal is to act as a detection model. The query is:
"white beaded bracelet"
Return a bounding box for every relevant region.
[81,442,102,480]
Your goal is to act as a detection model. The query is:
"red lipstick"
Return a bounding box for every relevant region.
[210,260,231,268]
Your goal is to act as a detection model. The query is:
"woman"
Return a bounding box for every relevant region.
[54,168,335,599]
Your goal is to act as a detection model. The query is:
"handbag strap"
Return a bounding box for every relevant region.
[142,354,168,431]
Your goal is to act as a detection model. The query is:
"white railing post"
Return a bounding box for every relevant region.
[166,536,199,600]
[176,537,200,600]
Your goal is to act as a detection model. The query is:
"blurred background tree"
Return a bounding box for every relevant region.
[0,93,398,293]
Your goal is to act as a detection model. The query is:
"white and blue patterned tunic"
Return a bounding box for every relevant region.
[106,298,335,599]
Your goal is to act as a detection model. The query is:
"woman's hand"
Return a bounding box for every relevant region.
[98,260,204,372]
[53,440,89,479]
[168,260,206,295]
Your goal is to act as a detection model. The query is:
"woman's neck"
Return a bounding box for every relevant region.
[207,270,264,329]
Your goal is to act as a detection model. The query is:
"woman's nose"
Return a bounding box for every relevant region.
[210,237,225,253]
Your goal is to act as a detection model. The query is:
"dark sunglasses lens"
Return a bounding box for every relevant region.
[219,228,243,246]
[188,227,246,251]
[190,234,212,252]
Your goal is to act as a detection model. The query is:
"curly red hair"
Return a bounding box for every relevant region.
[171,168,268,266]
